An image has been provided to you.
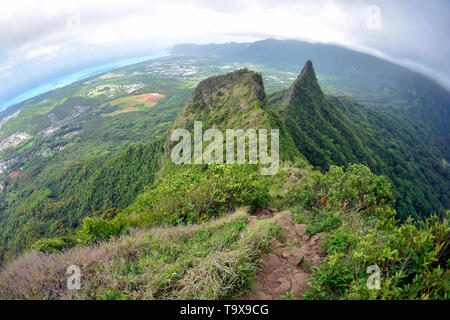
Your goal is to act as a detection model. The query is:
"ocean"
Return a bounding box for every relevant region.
[0,52,167,112]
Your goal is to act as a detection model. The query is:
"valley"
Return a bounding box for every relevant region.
[0,39,448,300]
[0,61,447,300]
[0,45,448,262]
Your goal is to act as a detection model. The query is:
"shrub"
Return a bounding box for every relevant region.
[304,213,450,300]
[122,163,270,227]
[281,163,448,300]
[31,236,77,253]
[286,164,393,215]
[77,216,127,244]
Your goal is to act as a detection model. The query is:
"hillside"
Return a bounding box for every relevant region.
[278,60,380,170]
[172,38,450,146]
[172,38,450,173]
[168,68,299,162]
[0,70,193,262]
[0,51,447,264]
[274,61,449,220]
[0,66,447,300]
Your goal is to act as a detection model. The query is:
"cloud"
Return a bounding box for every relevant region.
[0,0,449,103]
[88,26,122,44]
[24,45,62,60]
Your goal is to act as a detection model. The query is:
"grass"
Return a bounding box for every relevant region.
[0,208,280,300]
[293,208,342,236]
[281,290,296,300]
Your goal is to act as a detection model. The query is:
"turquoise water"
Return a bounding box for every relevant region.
[0,52,166,112]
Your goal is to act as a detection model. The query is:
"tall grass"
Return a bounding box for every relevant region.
[0,208,280,300]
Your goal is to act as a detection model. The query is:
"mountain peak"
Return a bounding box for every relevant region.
[172,68,267,131]
[194,68,265,104]
[295,60,321,92]
[300,60,314,77]
[282,60,323,107]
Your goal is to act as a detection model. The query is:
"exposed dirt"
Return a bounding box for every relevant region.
[100,93,165,111]
[242,208,325,300]
[141,93,165,104]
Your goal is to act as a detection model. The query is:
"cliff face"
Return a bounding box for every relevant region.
[282,59,324,107]
[167,68,299,162]
[279,60,379,170]
[173,68,268,131]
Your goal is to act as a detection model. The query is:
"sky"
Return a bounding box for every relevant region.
[1,0,449,108]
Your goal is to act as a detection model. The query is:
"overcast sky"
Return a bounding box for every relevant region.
[1,0,449,106]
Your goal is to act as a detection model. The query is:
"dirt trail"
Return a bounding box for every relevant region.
[242,208,325,300]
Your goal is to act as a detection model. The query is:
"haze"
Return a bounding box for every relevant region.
[1,0,449,109]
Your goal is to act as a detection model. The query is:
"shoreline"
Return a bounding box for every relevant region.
[0,52,167,113]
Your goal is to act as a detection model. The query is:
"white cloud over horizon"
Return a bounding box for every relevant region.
[1,0,449,105]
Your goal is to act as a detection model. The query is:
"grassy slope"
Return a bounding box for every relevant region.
[1,161,447,300]
[0,209,281,300]
[0,64,448,300]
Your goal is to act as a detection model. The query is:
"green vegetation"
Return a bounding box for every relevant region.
[0,75,192,263]
[0,55,448,300]
[31,236,77,254]
[122,164,270,228]
[281,291,296,300]
[305,213,449,300]
[1,158,447,300]
[0,139,165,261]
[75,163,270,244]
[276,61,448,220]
[0,209,279,299]
[270,161,449,300]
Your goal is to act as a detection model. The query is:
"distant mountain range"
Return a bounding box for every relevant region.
[171,39,449,219]
[172,39,450,146]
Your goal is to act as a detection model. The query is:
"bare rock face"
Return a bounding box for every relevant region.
[273,278,292,296]
[273,211,307,246]
[273,211,294,228]
[282,247,305,266]
[262,253,283,273]
[292,272,309,296]
[294,224,309,242]
[301,232,325,268]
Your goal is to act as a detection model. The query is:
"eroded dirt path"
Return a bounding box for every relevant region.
[242,208,325,300]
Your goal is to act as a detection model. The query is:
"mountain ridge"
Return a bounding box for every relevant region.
[172,38,450,93]
[0,61,447,300]
[167,68,300,164]
[172,39,450,146]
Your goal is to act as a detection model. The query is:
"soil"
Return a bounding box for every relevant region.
[242,207,325,300]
